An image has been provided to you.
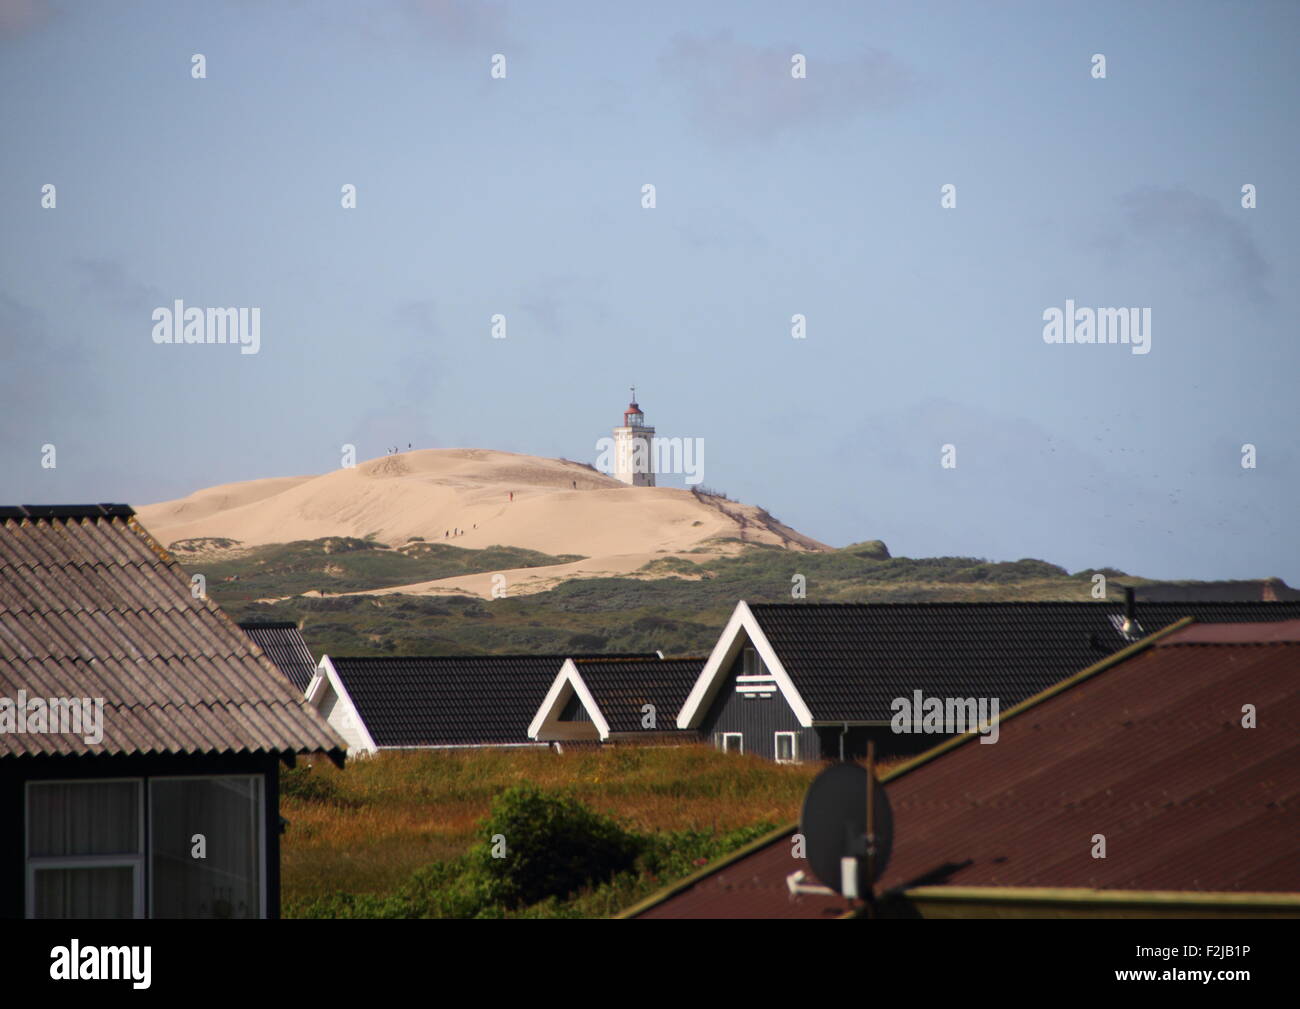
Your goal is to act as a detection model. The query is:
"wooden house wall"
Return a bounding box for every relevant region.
[699,644,818,762]
[0,751,283,919]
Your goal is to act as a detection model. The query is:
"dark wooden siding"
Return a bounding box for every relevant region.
[814,725,944,762]
[697,653,949,763]
[559,690,592,723]
[0,751,283,919]
[699,642,818,762]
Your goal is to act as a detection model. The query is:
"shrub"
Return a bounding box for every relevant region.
[841,539,891,560]
[1073,566,1128,579]
[476,786,641,907]
[567,632,608,650]
[281,764,342,804]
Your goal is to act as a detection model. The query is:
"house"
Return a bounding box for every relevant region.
[307,652,657,755]
[676,597,1300,761]
[528,657,704,747]
[624,618,1300,918]
[239,621,318,694]
[0,504,345,919]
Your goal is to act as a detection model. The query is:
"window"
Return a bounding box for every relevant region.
[721,732,743,754]
[150,777,263,919]
[775,732,797,764]
[742,647,764,676]
[26,780,144,918]
[26,774,265,919]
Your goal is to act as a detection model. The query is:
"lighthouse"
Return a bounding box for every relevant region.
[613,387,656,486]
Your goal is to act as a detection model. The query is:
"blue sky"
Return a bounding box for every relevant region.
[2,0,1296,581]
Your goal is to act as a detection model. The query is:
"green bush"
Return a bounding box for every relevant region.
[281,764,342,804]
[841,539,891,560]
[476,786,641,907]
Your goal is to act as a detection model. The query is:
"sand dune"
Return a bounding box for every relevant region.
[137,450,829,576]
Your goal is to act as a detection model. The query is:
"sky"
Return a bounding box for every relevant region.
[2,0,1296,582]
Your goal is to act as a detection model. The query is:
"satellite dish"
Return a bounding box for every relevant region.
[799,761,893,897]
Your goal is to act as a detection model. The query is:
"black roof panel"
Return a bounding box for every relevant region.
[331,653,657,746]
[748,600,1300,722]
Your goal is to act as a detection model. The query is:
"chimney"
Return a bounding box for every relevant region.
[1121,586,1136,635]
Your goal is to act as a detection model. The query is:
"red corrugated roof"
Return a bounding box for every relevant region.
[879,633,1298,894]
[1162,619,1300,643]
[636,830,852,919]
[627,621,1299,917]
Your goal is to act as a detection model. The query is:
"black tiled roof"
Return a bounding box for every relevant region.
[330,653,656,747]
[573,657,704,734]
[748,601,1300,722]
[240,622,317,694]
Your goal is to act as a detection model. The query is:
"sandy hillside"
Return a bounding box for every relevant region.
[137,450,829,567]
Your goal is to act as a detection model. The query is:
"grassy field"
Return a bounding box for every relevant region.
[280,746,837,917]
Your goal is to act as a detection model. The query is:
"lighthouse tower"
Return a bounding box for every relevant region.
[613,387,655,487]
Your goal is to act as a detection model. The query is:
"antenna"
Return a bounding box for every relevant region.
[797,754,893,907]
[630,384,636,404]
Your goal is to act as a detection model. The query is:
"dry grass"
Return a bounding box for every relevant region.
[281,745,827,902]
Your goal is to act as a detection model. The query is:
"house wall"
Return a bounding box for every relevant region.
[0,751,282,919]
[699,644,819,762]
[318,681,369,755]
[815,725,944,762]
[697,652,946,763]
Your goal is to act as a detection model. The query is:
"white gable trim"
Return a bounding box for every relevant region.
[528,658,611,741]
[676,601,814,729]
[304,663,328,705]
[310,655,379,756]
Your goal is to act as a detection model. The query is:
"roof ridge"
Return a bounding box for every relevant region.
[1161,639,1299,647]
[747,599,1296,609]
[0,504,134,520]
[330,652,656,661]
[574,655,705,664]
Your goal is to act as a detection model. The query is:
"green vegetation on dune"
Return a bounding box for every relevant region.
[181,536,583,603]
[207,537,1145,656]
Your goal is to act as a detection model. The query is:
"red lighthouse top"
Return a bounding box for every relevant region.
[624,386,645,426]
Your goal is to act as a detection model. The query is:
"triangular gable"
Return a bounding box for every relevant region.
[306,655,377,755]
[676,601,814,729]
[528,658,612,741]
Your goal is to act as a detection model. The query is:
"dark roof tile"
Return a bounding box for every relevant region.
[240,622,317,694]
[749,601,1300,722]
[572,657,705,734]
[630,620,1300,916]
[330,653,656,747]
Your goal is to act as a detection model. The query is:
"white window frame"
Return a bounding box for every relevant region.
[148,774,266,920]
[774,731,798,764]
[24,773,267,920]
[721,732,743,754]
[25,778,146,919]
